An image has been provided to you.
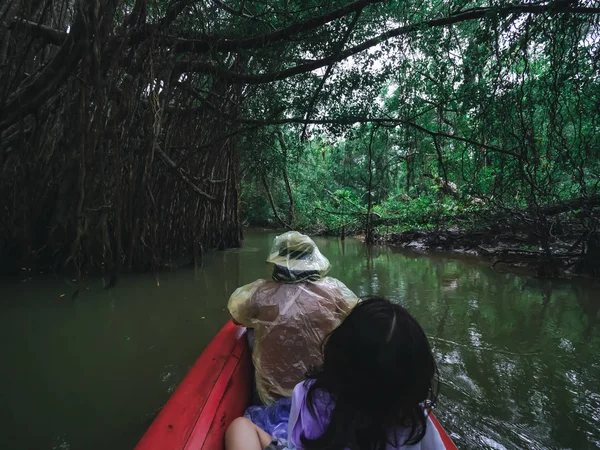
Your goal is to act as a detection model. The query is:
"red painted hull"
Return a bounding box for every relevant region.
[135,321,252,450]
[136,321,457,450]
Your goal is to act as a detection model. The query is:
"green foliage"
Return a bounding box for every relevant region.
[239,5,599,241]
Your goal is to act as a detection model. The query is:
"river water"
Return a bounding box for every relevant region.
[1,231,599,450]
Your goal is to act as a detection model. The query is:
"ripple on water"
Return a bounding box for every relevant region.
[480,436,508,450]
[578,391,600,426]
[52,436,70,450]
[469,326,482,348]
[558,337,575,352]
[2,232,599,450]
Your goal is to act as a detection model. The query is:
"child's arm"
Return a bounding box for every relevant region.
[225,417,272,450]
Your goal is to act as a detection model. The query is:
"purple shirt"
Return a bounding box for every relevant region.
[287,382,446,450]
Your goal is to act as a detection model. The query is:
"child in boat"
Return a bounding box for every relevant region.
[227,231,358,405]
[225,297,445,450]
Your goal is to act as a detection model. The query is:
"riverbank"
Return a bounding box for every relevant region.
[245,220,600,280]
[373,227,598,280]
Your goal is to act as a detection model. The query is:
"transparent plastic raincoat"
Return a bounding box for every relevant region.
[228,232,358,404]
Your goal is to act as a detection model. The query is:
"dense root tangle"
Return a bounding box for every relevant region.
[0,0,242,275]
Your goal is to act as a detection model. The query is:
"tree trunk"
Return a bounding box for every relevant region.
[282,166,295,224]
[365,128,376,245]
[277,131,296,224]
[0,0,244,274]
[262,175,289,229]
[579,231,600,276]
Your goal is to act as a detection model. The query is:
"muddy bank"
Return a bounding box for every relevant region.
[244,224,600,280]
[375,228,599,280]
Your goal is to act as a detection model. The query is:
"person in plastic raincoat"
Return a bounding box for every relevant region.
[228,231,358,405]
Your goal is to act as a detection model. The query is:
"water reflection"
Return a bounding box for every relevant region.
[0,232,598,450]
[320,240,600,449]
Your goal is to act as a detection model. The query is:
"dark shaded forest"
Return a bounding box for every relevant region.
[1,0,599,278]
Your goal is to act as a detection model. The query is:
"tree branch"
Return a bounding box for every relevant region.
[156,146,217,201]
[175,4,600,83]
[212,0,254,18]
[241,116,522,158]
[173,0,385,53]
[159,0,198,28]
[0,3,87,129]
[9,18,67,45]
[262,175,291,228]
[300,10,363,140]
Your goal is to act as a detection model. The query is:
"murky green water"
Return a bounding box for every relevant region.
[1,231,599,449]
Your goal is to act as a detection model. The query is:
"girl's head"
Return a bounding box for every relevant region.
[305,297,438,450]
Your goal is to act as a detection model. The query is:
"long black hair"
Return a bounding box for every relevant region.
[302,297,438,450]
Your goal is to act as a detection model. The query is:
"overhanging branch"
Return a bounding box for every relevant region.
[173,0,385,53]
[9,18,68,45]
[301,10,363,140]
[212,0,254,18]
[240,116,522,158]
[175,4,600,83]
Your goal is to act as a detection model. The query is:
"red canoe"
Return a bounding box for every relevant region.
[136,321,457,450]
